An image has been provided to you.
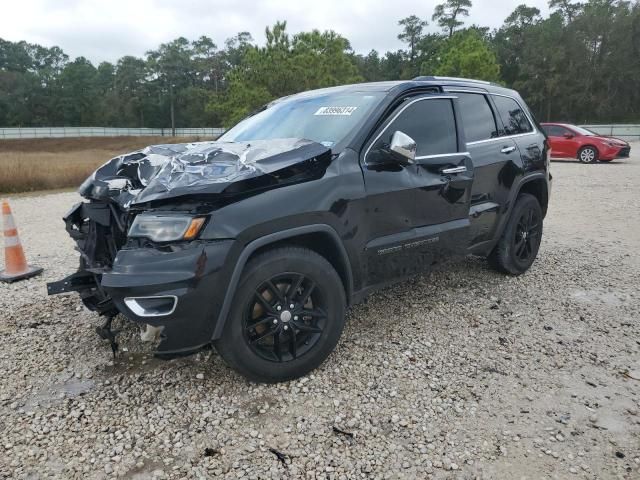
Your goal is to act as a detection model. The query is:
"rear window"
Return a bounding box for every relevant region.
[456,93,499,142]
[492,95,534,136]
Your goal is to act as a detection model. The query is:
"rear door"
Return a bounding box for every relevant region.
[491,94,546,171]
[542,125,565,157]
[545,124,577,158]
[411,97,474,256]
[448,90,520,246]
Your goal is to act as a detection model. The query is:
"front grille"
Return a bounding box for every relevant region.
[618,147,630,158]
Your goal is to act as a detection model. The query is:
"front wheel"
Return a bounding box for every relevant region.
[488,193,543,275]
[578,146,598,163]
[215,246,346,383]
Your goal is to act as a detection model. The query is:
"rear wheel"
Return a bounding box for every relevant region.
[488,193,543,275]
[215,247,346,383]
[578,146,598,163]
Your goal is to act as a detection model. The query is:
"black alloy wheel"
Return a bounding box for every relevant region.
[215,246,346,383]
[513,207,541,264]
[488,193,543,275]
[244,273,326,363]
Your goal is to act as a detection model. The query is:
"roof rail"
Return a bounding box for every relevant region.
[413,75,493,85]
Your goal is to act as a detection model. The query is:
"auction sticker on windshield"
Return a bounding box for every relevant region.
[314,106,358,116]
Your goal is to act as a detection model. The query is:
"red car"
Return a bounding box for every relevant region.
[541,123,631,163]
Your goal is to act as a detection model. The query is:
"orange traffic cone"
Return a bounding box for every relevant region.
[0,200,43,282]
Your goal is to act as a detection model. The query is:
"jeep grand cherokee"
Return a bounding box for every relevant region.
[48,77,551,383]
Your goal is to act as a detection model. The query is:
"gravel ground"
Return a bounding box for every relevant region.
[1,147,639,479]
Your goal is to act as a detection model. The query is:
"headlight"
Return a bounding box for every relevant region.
[128,214,206,242]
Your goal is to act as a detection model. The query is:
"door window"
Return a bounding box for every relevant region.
[369,98,458,158]
[492,95,534,136]
[544,125,569,137]
[456,93,499,142]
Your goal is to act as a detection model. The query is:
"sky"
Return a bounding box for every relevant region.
[1,0,551,63]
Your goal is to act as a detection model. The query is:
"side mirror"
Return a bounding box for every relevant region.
[389,131,417,164]
[563,132,574,139]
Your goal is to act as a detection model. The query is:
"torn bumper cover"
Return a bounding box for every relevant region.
[47,138,331,356]
[101,240,234,354]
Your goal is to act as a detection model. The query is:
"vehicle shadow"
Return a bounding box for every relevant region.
[551,159,627,165]
[92,255,496,384]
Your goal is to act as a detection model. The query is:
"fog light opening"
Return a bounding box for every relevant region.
[124,296,177,317]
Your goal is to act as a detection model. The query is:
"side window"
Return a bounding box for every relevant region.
[370,98,457,158]
[546,125,567,137]
[455,93,499,142]
[492,95,534,136]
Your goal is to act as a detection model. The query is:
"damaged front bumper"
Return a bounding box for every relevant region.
[50,238,234,355]
[48,137,331,357]
[47,201,236,356]
[101,240,233,354]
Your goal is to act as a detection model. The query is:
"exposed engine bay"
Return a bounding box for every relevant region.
[47,138,331,355]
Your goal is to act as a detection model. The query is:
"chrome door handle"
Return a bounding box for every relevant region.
[441,166,467,175]
[501,146,517,154]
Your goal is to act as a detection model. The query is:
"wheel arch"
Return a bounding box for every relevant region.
[517,176,549,217]
[211,225,354,340]
[578,144,599,159]
[471,173,549,257]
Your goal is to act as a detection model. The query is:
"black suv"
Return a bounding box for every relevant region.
[49,77,551,382]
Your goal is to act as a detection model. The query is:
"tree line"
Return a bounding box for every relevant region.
[1,0,639,130]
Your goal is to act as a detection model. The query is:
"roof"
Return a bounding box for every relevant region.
[283,78,517,101]
[540,122,576,127]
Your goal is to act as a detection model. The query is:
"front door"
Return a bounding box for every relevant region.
[360,94,474,285]
[546,125,578,158]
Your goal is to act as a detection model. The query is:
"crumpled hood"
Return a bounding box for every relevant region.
[79,138,331,208]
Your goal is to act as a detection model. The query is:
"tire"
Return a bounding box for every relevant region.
[488,193,543,275]
[578,146,598,163]
[215,246,346,383]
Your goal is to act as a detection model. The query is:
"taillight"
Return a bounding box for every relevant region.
[544,139,551,165]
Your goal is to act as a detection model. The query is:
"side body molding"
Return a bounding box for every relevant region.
[211,224,354,340]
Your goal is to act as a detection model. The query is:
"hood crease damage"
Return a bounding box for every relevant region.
[79,138,331,208]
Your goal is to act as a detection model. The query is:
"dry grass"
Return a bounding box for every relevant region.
[0,136,206,194]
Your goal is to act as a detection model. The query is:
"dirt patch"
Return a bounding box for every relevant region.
[0,136,206,153]
[0,136,206,193]
[0,145,638,479]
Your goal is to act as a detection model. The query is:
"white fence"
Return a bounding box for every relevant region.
[0,127,225,139]
[581,124,640,141]
[1,124,638,141]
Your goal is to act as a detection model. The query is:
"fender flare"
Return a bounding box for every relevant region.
[492,172,549,244]
[577,144,600,160]
[211,224,354,340]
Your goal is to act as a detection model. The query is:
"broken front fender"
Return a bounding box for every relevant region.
[101,240,234,354]
[50,137,332,355]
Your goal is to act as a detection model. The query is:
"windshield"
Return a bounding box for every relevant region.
[219,91,385,148]
[572,126,598,136]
